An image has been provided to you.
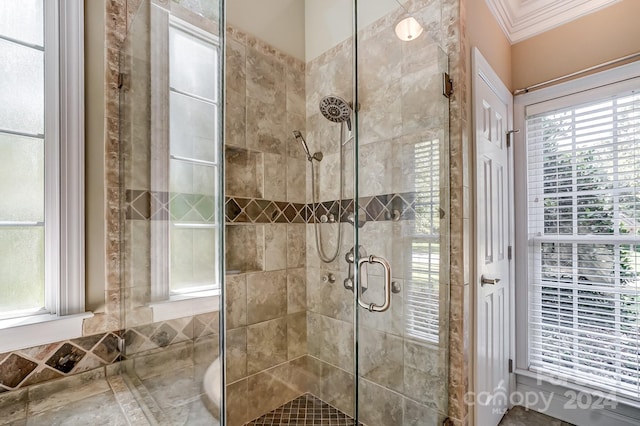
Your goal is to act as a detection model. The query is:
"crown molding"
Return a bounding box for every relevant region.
[484,0,621,44]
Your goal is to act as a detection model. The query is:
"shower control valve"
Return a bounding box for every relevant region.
[322,273,336,284]
[320,214,336,223]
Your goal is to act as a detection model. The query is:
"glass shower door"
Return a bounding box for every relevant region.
[353,2,450,424]
[119,0,224,424]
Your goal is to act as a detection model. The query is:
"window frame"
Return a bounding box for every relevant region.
[514,61,640,404]
[0,0,86,350]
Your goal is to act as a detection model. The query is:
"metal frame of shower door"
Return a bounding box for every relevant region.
[219,0,227,425]
[351,0,360,424]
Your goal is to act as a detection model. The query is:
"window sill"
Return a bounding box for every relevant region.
[149,289,220,323]
[0,312,94,353]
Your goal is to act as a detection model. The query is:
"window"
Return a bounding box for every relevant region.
[168,19,220,297]
[520,69,640,400]
[0,0,84,324]
[148,15,220,311]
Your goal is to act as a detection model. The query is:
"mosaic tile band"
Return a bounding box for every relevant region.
[125,189,432,224]
[225,191,424,223]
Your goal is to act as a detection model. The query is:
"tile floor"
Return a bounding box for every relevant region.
[245,394,361,426]
[0,369,220,426]
[499,406,574,426]
[3,371,573,426]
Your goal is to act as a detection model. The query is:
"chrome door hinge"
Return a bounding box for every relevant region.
[509,358,513,373]
[118,72,125,89]
[508,245,512,261]
[442,418,454,426]
[443,73,453,98]
[117,335,126,353]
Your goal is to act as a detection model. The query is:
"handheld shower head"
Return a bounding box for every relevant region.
[292,130,311,158]
[319,95,353,131]
[293,130,323,162]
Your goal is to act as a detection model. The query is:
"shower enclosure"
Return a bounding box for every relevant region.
[120,0,450,424]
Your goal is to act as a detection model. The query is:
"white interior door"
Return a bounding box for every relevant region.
[473,48,513,426]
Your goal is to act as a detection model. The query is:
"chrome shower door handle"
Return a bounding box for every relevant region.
[357,255,392,312]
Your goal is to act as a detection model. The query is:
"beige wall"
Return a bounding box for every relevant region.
[227,0,306,60]
[85,0,106,311]
[512,0,640,90]
[467,0,512,89]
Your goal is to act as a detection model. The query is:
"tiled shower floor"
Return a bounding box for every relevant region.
[245,394,361,426]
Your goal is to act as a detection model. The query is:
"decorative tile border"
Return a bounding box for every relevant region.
[225,198,307,223]
[0,313,218,393]
[125,189,430,224]
[123,312,218,356]
[0,331,121,392]
[226,192,423,224]
[125,189,215,222]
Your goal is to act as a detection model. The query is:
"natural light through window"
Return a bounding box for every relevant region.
[407,138,441,344]
[0,1,46,318]
[526,90,640,399]
[168,20,220,296]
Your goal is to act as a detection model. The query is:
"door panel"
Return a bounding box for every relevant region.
[473,48,513,426]
[354,4,451,423]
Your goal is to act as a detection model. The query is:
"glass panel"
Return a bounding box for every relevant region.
[0,227,44,314]
[118,0,223,424]
[170,227,217,292]
[354,1,450,424]
[170,25,218,101]
[170,91,217,163]
[222,0,359,423]
[0,38,44,135]
[0,0,44,47]
[170,160,217,197]
[0,133,44,222]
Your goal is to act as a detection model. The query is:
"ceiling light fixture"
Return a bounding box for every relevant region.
[394,16,423,41]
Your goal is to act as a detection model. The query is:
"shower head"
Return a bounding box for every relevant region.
[319,95,352,131]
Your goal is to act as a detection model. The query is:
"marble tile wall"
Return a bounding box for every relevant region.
[224,26,310,426]
[301,31,359,423]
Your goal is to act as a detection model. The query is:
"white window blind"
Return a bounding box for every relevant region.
[527,89,640,399]
[406,138,441,344]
